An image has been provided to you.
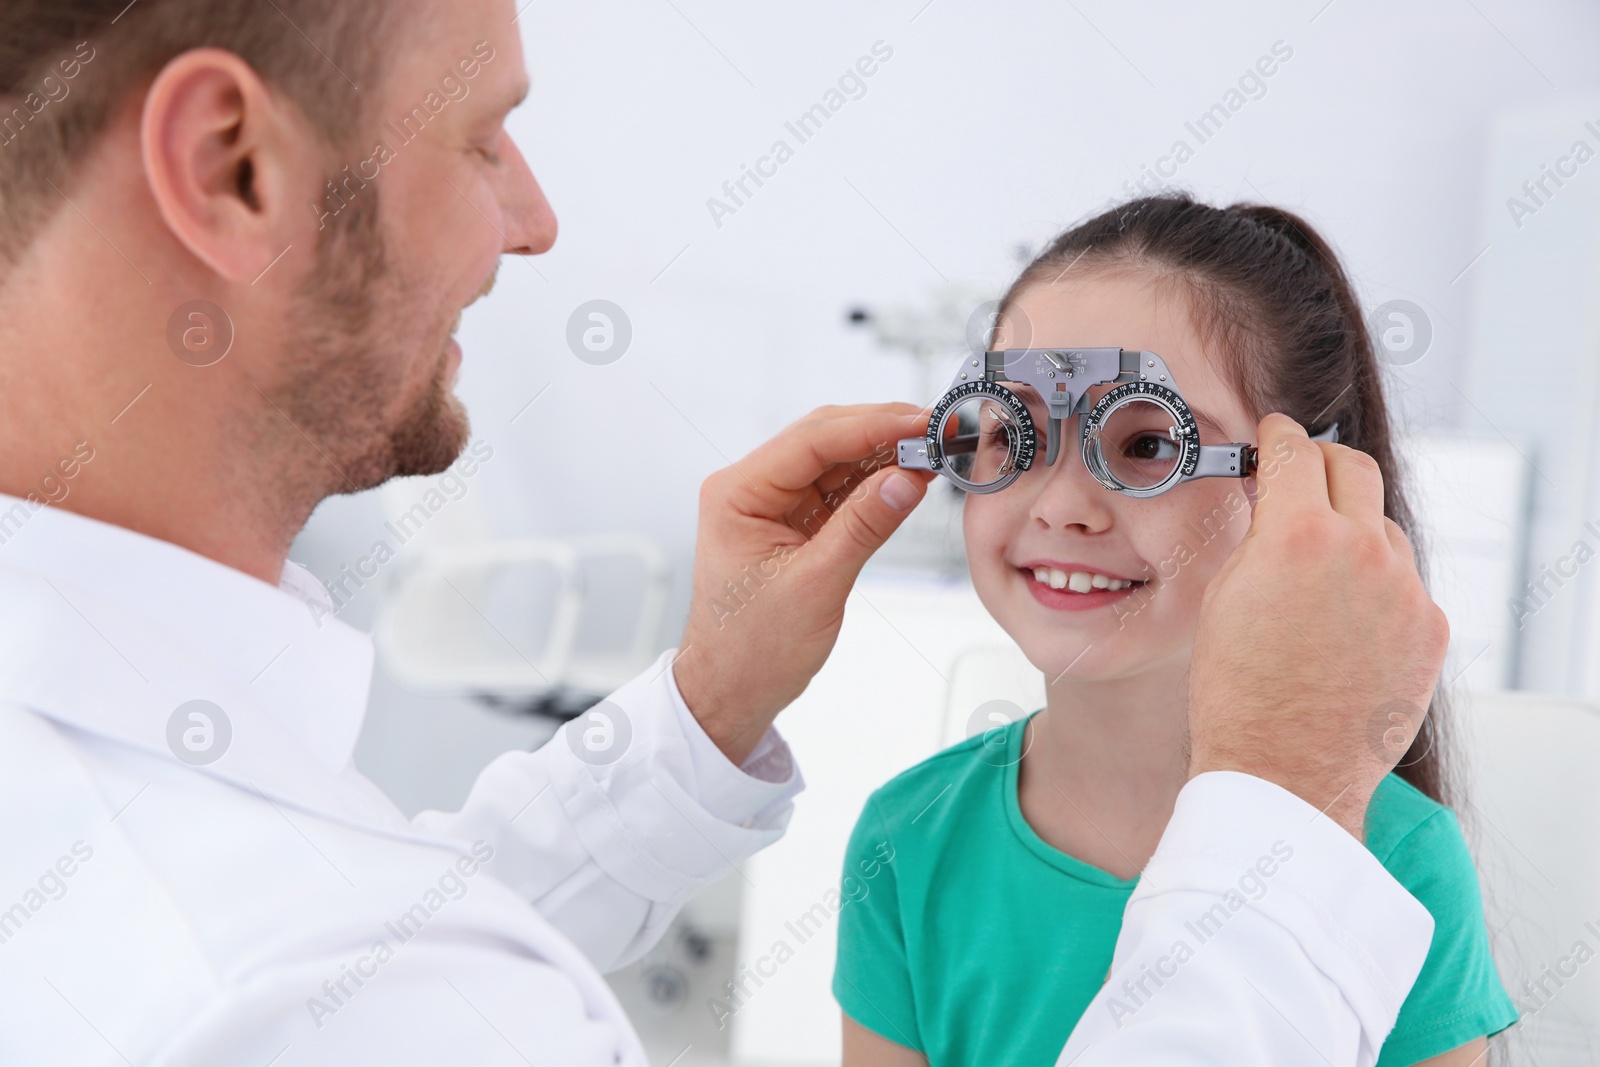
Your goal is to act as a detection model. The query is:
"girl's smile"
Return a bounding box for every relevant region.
[1015,559,1149,613]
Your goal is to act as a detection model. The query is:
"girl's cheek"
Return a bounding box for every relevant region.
[1143,492,1249,598]
[963,496,1029,597]
[963,494,1012,554]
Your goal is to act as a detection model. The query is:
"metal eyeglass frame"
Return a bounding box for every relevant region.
[896,348,1339,498]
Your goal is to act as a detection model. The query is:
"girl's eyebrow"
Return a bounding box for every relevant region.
[1012,383,1232,438]
[1190,407,1228,437]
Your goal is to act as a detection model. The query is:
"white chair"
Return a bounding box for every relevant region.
[368,469,672,709]
[373,533,672,707]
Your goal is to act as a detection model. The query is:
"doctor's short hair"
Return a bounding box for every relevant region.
[996,193,1452,808]
[0,0,394,269]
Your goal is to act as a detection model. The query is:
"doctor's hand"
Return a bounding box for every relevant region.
[673,403,935,765]
[1185,413,1450,839]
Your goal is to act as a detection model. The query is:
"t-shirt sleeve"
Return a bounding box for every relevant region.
[831,794,923,1054]
[1376,807,1522,1066]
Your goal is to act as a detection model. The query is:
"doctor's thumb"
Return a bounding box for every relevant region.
[808,467,930,575]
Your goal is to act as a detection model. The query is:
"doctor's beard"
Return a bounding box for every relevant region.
[274,186,472,496]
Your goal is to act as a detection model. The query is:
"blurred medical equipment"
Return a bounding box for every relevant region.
[371,477,673,720]
[847,282,1000,402]
[1460,689,1600,1064]
[605,876,748,1067]
[1467,103,1600,699]
[897,347,1339,497]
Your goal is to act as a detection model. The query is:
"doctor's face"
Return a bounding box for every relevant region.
[964,271,1258,685]
[281,0,555,492]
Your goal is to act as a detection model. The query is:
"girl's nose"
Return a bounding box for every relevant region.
[1023,415,1118,533]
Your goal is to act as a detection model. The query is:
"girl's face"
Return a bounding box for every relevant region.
[966,269,1260,683]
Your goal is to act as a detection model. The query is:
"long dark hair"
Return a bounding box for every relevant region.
[996,193,1452,807]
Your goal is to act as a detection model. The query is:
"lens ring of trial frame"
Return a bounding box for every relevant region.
[923,379,1038,494]
[1080,381,1201,499]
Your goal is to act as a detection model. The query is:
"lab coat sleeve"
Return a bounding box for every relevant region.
[409,648,804,973]
[1055,772,1435,1067]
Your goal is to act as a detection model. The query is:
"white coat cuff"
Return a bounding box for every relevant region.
[548,648,805,905]
[661,647,800,827]
[1136,771,1435,1043]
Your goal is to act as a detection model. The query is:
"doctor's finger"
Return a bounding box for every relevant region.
[814,453,899,499]
[1383,515,1425,580]
[783,483,832,538]
[1249,413,1329,521]
[738,406,929,505]
[794,464,934,586]
[1319,442,1386,526]
[784,450,913,539]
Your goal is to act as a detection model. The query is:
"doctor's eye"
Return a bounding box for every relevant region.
[472,130,505,166]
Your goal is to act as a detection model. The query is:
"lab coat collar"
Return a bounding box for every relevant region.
[0,491,423,840]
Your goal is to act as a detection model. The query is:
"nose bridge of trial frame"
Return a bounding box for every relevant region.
[944,347,1164,466]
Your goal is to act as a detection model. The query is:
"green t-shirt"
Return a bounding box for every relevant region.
[833,711,1519,1066]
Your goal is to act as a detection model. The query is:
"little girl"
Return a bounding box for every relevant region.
[833,195,1519,1066]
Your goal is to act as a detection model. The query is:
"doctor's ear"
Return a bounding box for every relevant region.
[140,48,309,282]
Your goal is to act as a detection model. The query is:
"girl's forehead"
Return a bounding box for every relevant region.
[1000,272,1252,436]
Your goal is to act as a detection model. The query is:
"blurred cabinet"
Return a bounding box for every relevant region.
[1465,102,1600,696]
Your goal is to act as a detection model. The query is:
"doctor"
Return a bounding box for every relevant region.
[0,0,1447,1064]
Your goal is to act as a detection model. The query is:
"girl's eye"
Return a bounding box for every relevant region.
[1123,433,1179,463]
[476,145,502,165]
[979,412,1016,453]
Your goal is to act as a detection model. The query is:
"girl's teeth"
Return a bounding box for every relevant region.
[1030,566,1136,592]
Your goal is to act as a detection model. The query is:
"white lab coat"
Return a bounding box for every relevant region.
[0,491,1433,1066]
